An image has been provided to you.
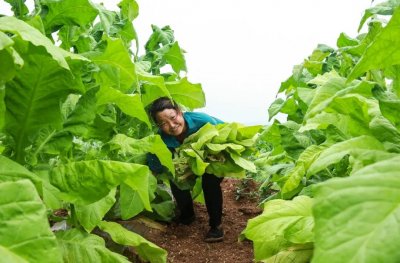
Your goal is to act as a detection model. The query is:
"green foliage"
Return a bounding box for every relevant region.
[0,0,208,261]
[109,134,174,174]
[313,156,400,263]
[172,122,261,189]
[241,196,314,262]
[246,1,400,262]
[56,229,130,263]
[98,221,168,263]
[0,178,62,263]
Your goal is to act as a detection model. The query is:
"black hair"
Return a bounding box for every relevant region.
[148,97,181,122]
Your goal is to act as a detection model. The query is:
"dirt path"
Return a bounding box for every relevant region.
[140,178,262,263]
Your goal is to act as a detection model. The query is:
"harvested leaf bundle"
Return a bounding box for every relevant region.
[172,122,262,189]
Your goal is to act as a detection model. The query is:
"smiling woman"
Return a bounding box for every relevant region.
[147,97,226,242]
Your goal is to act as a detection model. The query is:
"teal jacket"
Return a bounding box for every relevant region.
[147,111,223,173]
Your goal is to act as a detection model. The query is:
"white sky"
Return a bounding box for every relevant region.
[0,0,380,124]
[132,0,377,125]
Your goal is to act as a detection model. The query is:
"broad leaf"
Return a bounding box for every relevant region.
[357,0,397,31]
[63,87,98,136]
[50,160,151,206]
[41,0,98,33]
[164,41,187,73]
[98,221,167,263]
[5,43,76,163]
[312,156,400,263]
[96,85,151,127]
[109,134,174,174]
[349,7,400,81]
[281,144,327,198]
[0,179,62,263]
[166,77,205,110]
[75,188,117,232]
[145,25,174,52]
[307,136,396,176]
[241,196,314,262]
[0,245,28,263]
[0,16,68,68]
[264,243,313,263]
[0,155,43,195]
[305,75,374,120]
[56,229,129,263]
[118,0,139,21]
[87,37,137,92]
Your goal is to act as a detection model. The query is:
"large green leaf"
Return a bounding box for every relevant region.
[349,7,400,81]
[0,179,62,263]
[123,164,152,212]
[91,3,116,35]
[109,134,174,174]
[312,156,400,263]
[120,183,146,219]
[263,243,313,263]
[75,188,117,232]
[229,152,256,173]
[307,136,396,176]
[164,41,187,73]
[41,0,98,33]
[0,245,28,263]
[119,169,157,220]
[0,16,68,68]
[357,0,399,31]
[137,62,171,107]
[98,221,167,263]
[96,85,151,127]
[305,74,374,120]
[87,37,137,92]
[118,0,139,21]
[5,43,76,163]
[166,77,205,110]
[145,25,174,52]
[374,88,400,129]
[281,144,327,198]
[181,148,209,175]
[241,196,314,262]
[174,122,258,181]
[56,229,129,263]
[301,111,372,138]
[63,87,98,136]
[186,123,219,150]
[0,155,43,195]
[50,160,150,206]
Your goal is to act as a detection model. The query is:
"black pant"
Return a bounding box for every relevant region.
[170,173,223,228]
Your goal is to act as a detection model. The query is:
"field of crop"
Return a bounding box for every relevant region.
[1,0,400,262]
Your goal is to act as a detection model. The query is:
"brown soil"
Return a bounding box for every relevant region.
[126,178,262,263]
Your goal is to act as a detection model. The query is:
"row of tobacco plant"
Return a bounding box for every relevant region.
[241,1,400,262]
[0,0,208,262]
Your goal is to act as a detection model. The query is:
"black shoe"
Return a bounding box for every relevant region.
[204,226,224,243]
[174,214,196,225]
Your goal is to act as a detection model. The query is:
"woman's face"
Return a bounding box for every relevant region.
[155,108,186,136]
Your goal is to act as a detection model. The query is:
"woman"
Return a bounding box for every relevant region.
[147,97,224,243]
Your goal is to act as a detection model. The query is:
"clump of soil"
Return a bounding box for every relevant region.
[131,178,262,263]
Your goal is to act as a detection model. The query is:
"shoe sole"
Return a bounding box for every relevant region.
[204,236,224,243]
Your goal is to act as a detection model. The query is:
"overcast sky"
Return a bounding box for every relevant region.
[129,0,379,125]
[1,0,380,125]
